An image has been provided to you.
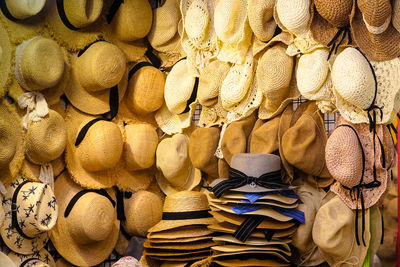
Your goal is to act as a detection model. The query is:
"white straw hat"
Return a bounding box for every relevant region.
[275,0,312,36]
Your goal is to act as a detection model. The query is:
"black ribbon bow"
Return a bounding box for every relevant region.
[210,168,287,198]
[327,26,352,60]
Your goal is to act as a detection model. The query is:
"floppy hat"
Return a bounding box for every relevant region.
[0,99,24,187]
[0,23,11,98]
[351,0,400,61]
[45,0,104,51]
[148,191,216,233]
[189,127,220,180]
[312,195,371,267]
[275,0,312,36]
[8,248,55,267]
[155,134,201,195]
[331,47,400,125]
[247,0,276,42]
[63,40,128,115]
[0,176,58,254]
[50,171,119,266]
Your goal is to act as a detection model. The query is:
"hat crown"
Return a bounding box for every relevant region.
[64,0,104,28]
[276,0,311,35]
[77,120,123,172]
[231,153,281,178]
[163,191,210,213]
[332,48,376,110]
[248,0,275,41]
[184,0,210,44]
[314,0,353,27]
[214,0,248,43]
[358,0,392,27]
[6,0,46,20]
[0,122,16,169]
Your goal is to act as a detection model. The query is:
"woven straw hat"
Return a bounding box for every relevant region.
[247,0,276,42]
[0,23,11,98]
[275,0,312,36]
[64,41,128,115]
[257,44,300,120]
[45,0,104,51]
[393,0,400,32]
[155,134,201,195]
[124,63,165,115]
[312,195,371,267]
[351,0,400,61]
[1,0,46,20]
[21,155,65,183]
[0,252,16,267]
[0,100,24,187]
[8,248,55,267]
[0,176,58,254]
[332,47,400,124]
[147,225,213,240]
[50,171,119,267]
[326,117,389,210]
[148,191,215,233]
[188,127,220,180]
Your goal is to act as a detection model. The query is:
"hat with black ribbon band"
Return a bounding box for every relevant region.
[233,215,264,242]
[56,0,80,31]
[145,46,162,69]
[64,189,116,218]
[0,0,18,21]
[114,188,132,221]
[11,180,34,240]
[162,210,213,220]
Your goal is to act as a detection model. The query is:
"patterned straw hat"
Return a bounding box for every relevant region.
[8,248,55,267]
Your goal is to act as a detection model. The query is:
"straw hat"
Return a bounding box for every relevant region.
[257,44,300,120]
[312,195,371,267]
[8,248,55,267]
[45,0,104,51]
[21,155,65,183]
[247,0,276,42]
[124,63,165,115]
[0,99,24,187]
[326,117,389,210]
[275,0,312,36]
[148,225,213,240]
[188,127,220,180]
[0,23,11,98]
[214,0,253,64]
[63,41,128,115]
[331,47,400,124]
[393,0,400,32]
[148,191,215,233]
[50,171,119,266]
[0,177,58,254]
[0,0,46,20]
[155,134,201,195]
[351,0,400,61]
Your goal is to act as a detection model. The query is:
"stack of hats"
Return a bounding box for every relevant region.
[207,153,304,266]
[144,191,216,266]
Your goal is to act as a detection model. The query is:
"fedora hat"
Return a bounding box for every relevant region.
[148,191,215,233]
[63,40,128,115]
[0,177,58,254]
[0,99,24,187]
[45,0,104,51]
[8,248,56,267]
[247,0,276,42]
[351,0,400,61]
[0,24,11,98]
[212,191,300,206]
[331,47,400,125]
[50,171,119,266]
[155,134,201,195]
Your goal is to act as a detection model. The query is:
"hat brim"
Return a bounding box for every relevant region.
[213,258,289,267]
[208,197,298,209]
[149,252,211,262]
[155,166,202,196]
[149,236,213,244]
[0,24,12,98]
[148,217,216,233]
[21,156,65,182]
[144,239,215,250]
[155,101,197,135]
[117,100,158,127]
[213,235,290,246]
[148,225,213,239]
[209,178,295,194]
[215,192,299,205]
[211,249,290,263]
[144,248,211,257]
[8,248,55,267]
[50,172,120,267]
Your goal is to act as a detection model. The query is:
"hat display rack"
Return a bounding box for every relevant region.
[1,0,400,266]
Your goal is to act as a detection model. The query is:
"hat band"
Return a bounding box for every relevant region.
[128,62,154,80]
[363,14,391,35]
[106,0,124,24]
[161,210,212,220]
[56,0,80,31]
[64,189,116,218]
[21,258,41,267]
[0,0,18,21]
[115,189,132,221]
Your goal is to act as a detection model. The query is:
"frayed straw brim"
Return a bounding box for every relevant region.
[21,156,65,182]
[0,24,12,98]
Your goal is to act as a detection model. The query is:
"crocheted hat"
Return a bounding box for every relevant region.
[247,0,276,42]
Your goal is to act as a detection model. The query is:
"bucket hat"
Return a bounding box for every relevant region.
[8,248,55,267]
[0,177,58,254]
[351,0,400,61]
[63,40,128,115]
[0,23,11,98]
[45,0,104,51]
[155,134,201,195]
[248,0,276,42]
[50,171,119,266]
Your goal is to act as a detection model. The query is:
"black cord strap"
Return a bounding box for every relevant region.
[0,0,18,21]
[77,39,105,57]
[107,0,124,24]
[233,215,263,242]
[145,46,161,69]
[56,0,80,31]
[327,26,351,60]
[11,180,33,240]
[162,210,212,220]
[180,77,199,114]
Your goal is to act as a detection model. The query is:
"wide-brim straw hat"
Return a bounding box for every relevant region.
[154,101,197,135]
[208,195,298,209]
[148,191,216,233]
[144,239,215,250]
[0,23,11,98]
[148,225,213,240]
[211,249,290,264]
[155,167,202,196]
[351,0,400,61]
[65,106,152,190]
[8,248,56,267]
[44,0,104,52]
[50,171,119,266]
[0,99,24,187]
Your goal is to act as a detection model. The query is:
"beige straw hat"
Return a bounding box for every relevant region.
[275,0,312,36]
[51,171,119,266]
[0,99,24,187]
[155,134,201,195]
[64,40,128,115]
[247,0,276,42]
[45,0,104,51]
[148,225,213,240]
[8,248,55,267]
[0,23,11,98]
[148,191,216,233]
[0,176,58,255]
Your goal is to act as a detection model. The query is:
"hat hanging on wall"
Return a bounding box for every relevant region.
[247,0,277,42]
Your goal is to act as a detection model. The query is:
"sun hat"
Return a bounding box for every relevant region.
[351,0,400,61]
[331,47,400,125]
[0,252,16,267]
[256,44,300,120]
[45,0,104,51]
[0,99,24,187]
[275,0,312,36]
[8,248,55,267]
[312,195,372,267]
[188,127,220,180]
[247,0,276,42]
[0,23,11,98]
[0,176,58,254]
[148,191,215,233]
[63,40,128,115]
[208,195,298,209]
[214,0,253,64]
[50,171,119,266]
[155,134,202,195]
